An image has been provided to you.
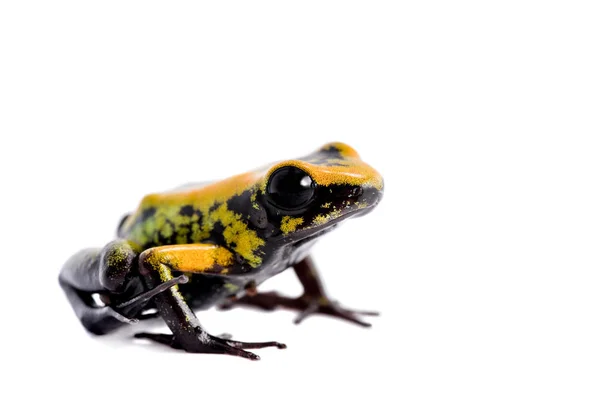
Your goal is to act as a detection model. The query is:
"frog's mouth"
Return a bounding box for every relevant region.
[288,200,380,244]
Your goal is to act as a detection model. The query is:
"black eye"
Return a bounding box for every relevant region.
[267,167,315,210]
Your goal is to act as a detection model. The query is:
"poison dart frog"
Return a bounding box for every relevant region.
[59,142,384,360]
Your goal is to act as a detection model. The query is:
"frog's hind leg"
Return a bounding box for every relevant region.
[59,239,182,334]
[59,248,134,335]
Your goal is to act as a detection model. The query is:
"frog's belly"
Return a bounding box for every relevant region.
[180,241,318,310]
[181,274,234,310]
[181,267,287,310]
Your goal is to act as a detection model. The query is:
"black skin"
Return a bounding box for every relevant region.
[220,257,379,327]
[59,159,383,360]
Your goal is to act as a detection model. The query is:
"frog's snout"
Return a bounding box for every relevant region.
[332,181,383,211]
[360,183,384,208]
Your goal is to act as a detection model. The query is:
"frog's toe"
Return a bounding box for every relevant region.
[105,307,139,324]
[294,298,379,328]
[325,301,380,318]
[133,330,285,359]
[114,275,189,319]
[79,305,138,334]
[350,309,380,316]
[134,332,178,348]
[221,337,287,350]
[203,329,286,352]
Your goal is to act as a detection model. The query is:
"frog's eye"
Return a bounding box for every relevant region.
[267,166,315,210]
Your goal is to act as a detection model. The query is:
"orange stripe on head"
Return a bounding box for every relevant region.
[262,142,383,190]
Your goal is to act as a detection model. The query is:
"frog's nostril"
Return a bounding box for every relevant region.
[359,185,383,205]
[350,187,363,198]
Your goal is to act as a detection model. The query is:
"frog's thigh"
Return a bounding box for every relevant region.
[59,248,104,292]
[140,243,234,275]
[59,249,127,334]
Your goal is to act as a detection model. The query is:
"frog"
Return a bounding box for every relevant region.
[59,142,384,360]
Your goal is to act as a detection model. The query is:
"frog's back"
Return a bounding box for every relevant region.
[118,171,264,253]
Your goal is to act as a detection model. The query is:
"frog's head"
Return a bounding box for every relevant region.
[256,142,383,242]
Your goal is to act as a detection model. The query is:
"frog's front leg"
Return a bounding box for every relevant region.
[134,244,286,360]
[222,257,379,327]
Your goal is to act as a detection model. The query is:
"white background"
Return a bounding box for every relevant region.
[1,1,599,399]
